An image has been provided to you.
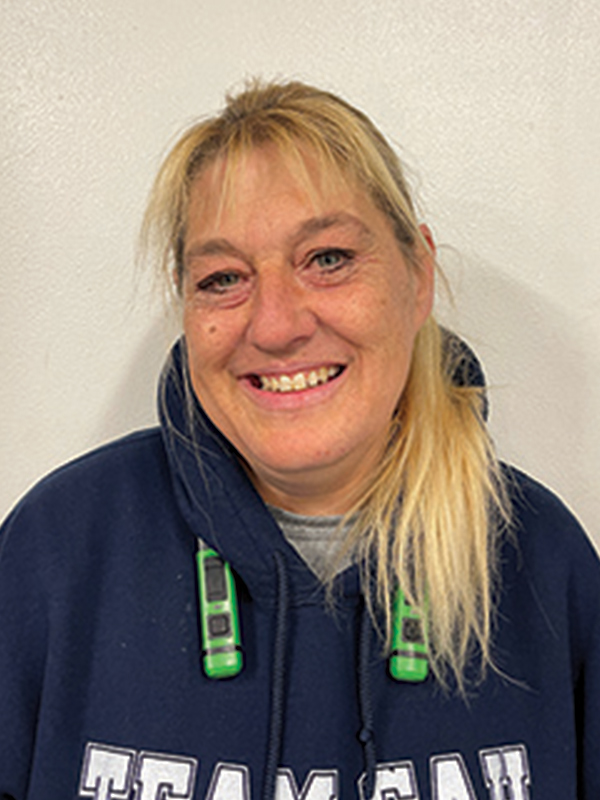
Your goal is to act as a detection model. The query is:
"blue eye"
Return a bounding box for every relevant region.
[313,249,351,271]
[197,271,241,293]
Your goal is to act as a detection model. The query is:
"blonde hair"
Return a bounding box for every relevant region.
[141,79,510,690]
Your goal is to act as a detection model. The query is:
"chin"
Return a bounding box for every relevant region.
[240,432,371,488]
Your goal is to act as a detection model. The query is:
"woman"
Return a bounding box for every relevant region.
[1,80,598,800]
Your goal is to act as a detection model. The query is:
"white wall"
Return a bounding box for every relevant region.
[1,0,599,545]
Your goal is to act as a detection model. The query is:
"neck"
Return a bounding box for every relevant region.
[246,460,374,516]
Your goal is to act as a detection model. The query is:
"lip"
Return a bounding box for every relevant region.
[238,362,348,410]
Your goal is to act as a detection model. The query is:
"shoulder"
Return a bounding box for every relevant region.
[9,428,164,507]
[501,465,600,657]
[0,427,187,610]
[504,465,597,567]
[0,428,171,552]
[39,426,164,485]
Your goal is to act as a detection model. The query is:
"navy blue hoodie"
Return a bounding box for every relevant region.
[1,342,599,800]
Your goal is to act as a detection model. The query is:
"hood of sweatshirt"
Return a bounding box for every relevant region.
[157,330,487,607]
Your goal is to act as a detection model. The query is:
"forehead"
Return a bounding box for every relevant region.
[186,143,370,230]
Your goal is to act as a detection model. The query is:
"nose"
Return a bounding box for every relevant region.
[246,264,317,354]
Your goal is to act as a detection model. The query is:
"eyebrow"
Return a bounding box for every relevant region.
[291,213,375,246]
[184,238,245,263]
[184,212,375,265]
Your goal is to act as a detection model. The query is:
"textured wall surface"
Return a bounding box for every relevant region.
[1,0,599,543]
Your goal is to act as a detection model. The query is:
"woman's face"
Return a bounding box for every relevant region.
[182,146,434,514]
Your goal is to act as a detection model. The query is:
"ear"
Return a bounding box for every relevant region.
[418,222,436,256]
[412,223,436,328]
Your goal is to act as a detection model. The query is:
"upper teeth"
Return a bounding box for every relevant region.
[259,366,340,393]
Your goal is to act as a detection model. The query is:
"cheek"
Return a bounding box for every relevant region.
[386,273,424,338]
[183,309,243,383]
[364,290,415,347]
[184,312,217,374]
[369,294,421,386]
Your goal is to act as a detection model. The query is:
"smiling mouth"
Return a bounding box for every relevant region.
[248,365,345,393]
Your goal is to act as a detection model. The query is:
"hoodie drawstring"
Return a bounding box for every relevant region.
[253,549,378,800]
[263,551,290,800]
[358,603,377,800]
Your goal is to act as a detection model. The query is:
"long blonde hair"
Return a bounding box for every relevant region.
[141,78,511,690]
